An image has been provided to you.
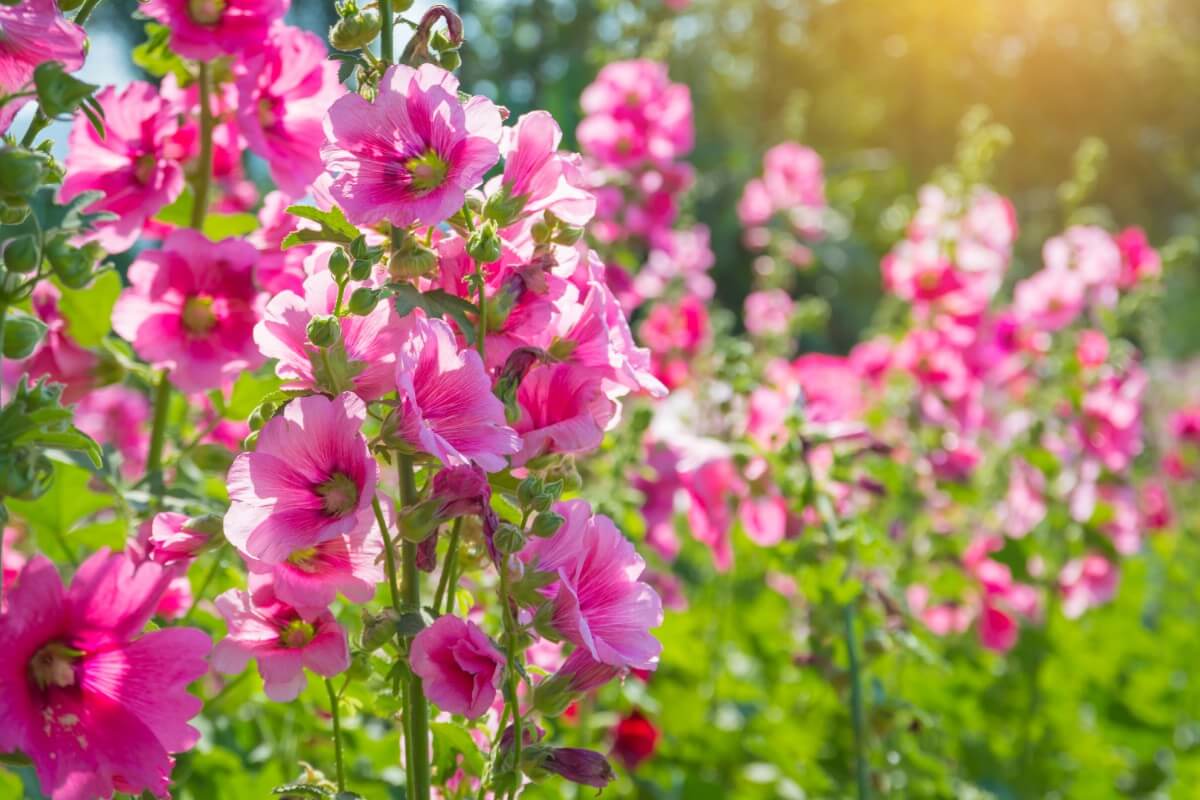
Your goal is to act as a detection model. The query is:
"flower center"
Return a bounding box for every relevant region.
[316,472,359,517]
[404,148,449,194]
[287,546,321,573]
[257,97,278,129]
[280,619,316,649]
[29,642,82,691]
[182,295,217,336]
[187,0,226,25]
[134,153,158,186]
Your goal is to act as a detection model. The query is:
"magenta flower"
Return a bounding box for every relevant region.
[322,63,502,228]
[22,284,99,403]
[0,0,86,134]
[255,270,402,401]
[226,393,378,565]
[212,580,350,702]
[1115,226,1161,288]
[0,552,210,800]
[141,0,289,60]
[522,499,663,670]
[578,60,693,168]
[393,315,520,472]
[236,25,344,197]
[141,512,211,567]
[410,615,505,719]
[61,82,187,253]
[512,363,617,467]
[111,229,263,392]
[242,528,385,617]
[73,386,151,479]
[488,110,596,227]
[1078,364,1146,474]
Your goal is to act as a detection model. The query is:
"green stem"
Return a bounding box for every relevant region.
[191,61,214,230]
[380,0,395,63]
[372,495,402,613]
[432,517,463,614]
[145,369,172,504]
[497,560,523,790]
[474,263,487,358]
[74,0,105,25]
[182,546,225,622]
[0,304,7,404]
[19,112,49,148]
[397,455,431,800]
[325,678,347,792]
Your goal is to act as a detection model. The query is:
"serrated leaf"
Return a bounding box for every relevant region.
[285,204,359,240]
[390,283,478,342]
[16,427,103,468]
[132,23,191,82]
[54,270,120,347]
[272,784,334,798]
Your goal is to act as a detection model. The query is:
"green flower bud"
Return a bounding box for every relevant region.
[349,235,370,260]
[0,202,29,225]
[0,447,53,501]
[438,49,462,71]
[347,286,380,316]
[361,608,401,652]
[307,315,341,348]
[517,476,543,508]
[242,431,260,451]
[2,314,48,359]
[350,258,372,281]
[329,8,382,51]
[1,234,40,274]
[430,30,453,51]
[494,522,526,555]
[482,184,526,227]
[467,221,502,264]
[389,237,437,280]
[530,492,554,513]
[553,226,584,246]
[530,219,552,245]
[530,511,565,539]
[0,147,48,198]
[328,247,351,279]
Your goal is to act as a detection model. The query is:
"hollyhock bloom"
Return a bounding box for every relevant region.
[1043,226,1122,307]
[906,585,972,636]
[523,499,663,669]
[762,142,825,213]
[250,192,316,294]
[111,230,263,393]
[1002,459,1046,539]
[537,747,617,788]
[681,458,742,572]
[255,270,401,401]
[2,528,25,610]
[639,295,709,390]
[410,616,505,719]
[141,0,289,60]
[1078,364,1146,473]
[1141,481,1173,530]
[578,60,693,167]
[1076,329,1109,368]
[1012,267,1086,333]
[512,363,618,467]
[22,285,99,403]
[212,581,350,702]
[73,386,151,478]
[0,552,210,800]
[612,710,660,771]
[792,353,866,424]
[1059,555,1118,619]
[1096,484,1143,555]
[61,82,186,253]
[744,289,794,337]
[237,26,344,197]
[322,63,502,228]
[0,0,86,134]
[978,602,1020,653]
[739,492,790,547]
[242,528,385,617]
[636,225,716,301]
[1114,226,1161,288]
[488,110,596,227]
[738,178,774,228]
[226,393,377,565]
[392,315,520,471]
[141,512,211,567]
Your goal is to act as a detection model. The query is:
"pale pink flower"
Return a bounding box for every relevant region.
[739,492,789,547]
[1059,555,1118,619]
[738,178,774,227]
[225,393,378,565]
[250,191,316,294]
[141,0,289,60]
[255,270,402,401]
[410,616,505,719]
[743,290,794,337]
[322,63,502,228]
[792,353,865,424]
[636,225,716,301]
[393,315,520,471]
[1078,364,1145,473]
[1012,267,1086,332]
[762,142,825,212]
[236,25,344,197]
[512,363,617,467]
[1002,459,1046,539]
[578,60,693,167]
[1076,329,1109,368]
[212,580,349,702]
[489,110,596,227]
[61,82,186,253]
[22,284,99,403]
[242,528,385,617]
[111,229,263,393]
[906,585,972,636]
[522,499,662,669]
[140,512,213,567]
[0,0,86,133]
[73,386,151,478]
[1043,225,1122,291]
[0,552,210,800]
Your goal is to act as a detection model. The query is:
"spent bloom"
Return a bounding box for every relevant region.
[0,552,210,800]
[322,63,501,228]
[225,393,378,565]
[141,0,289,60]
[410,615,505,719]
[0,0,86,134]
[111,229,264,393]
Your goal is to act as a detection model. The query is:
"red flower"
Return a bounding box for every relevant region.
[612,709,660,770]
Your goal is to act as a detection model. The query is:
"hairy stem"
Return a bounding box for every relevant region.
[372,495,402,613]
[145,369,172,504]
[497,560,524,793]
[432,517,463,615]
[398,454,431,800]
[325,678,347,792]
[380,0,395,63]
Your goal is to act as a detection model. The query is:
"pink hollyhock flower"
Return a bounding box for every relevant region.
[523,499,663,670]
[61,82,186,253]
[1141,481,1173,531]
[392,315,520,471]
[1078,364,1145,473]
[792,353,865,424]
[1002,459,1046,539]
[681,458,743,572]
[978,602,1019,653]
[905,585,972,636]
[0,552,210,800]
[849,337,893,385]
[762,142,825,212]
[250,192,317,294]
[1043,226,1122,306]
[512,362,618,467]
[1097,484,1143,555]
[111,229,263,393]
[255,270,402,401]
[1076,329,1109,368]
[135,512,209,567]
[236,25,344,197]
[322,63,502,228]
[141,0,289,60]
[242,527,385,617]
[73,386,151,478]
[2,527,25,610]
[746,385,793,451]
[578,60,693,167]
[0,0,86,134]
[1115,226,1161,288]
[639,295,709,390]
[636,225,716,301]
[739,492,789,547]
[225,393,378,565]
[1012,267,1086,332]
[21,284,99,403]
[1059,555,1118,619]
[211,580,349,702]
[488,110,596,227]
[743,289,794,337]
[410,615,505,719]
[738,178,774,228]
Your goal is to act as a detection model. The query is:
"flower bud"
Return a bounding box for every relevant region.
[466,221,502,264]
[361,608,401,652]
[45,237,91,289]
[307,315,341,348]
[493,522,526,554]
[33,61,96,118]
[523,747,615,789]
[482,185,526,228]
[529,511,564,538]
[349,235,370,260]
[2,314,47,359]
[328,247,351,279]
[1,234,40,274]
[347,650,372,682]
[530,492,554,513]
[530,219,552,245]
[242,431,259,450]
[350,258,372,281]
[0,447,53,501]
[0,147,47,198]
[389,236,437,280]
[517,476,543,508]
[329,8,382,51]
[553,226,584,246]
[347,286,380,316]
[0,202,29,225]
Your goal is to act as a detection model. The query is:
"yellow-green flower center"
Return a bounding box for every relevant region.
[182,295,217,336]
[316,472,359,517]
[29,642,82,691]
[187,0,226,25]
[280,619,316,649]
[404,148,449,194]
[287,546,321,573]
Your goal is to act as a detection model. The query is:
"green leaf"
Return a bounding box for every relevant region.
[155,186,194,227]
[132,23,191,82]
[432,722,486,778]
[226,371,285,421]
[53,270,120,347]
[203,212,259,240]
[15,426,103,468]
[285,204,359,240]
[7,461,115,557]
[272,784,334,799]
[390,283,478,342]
